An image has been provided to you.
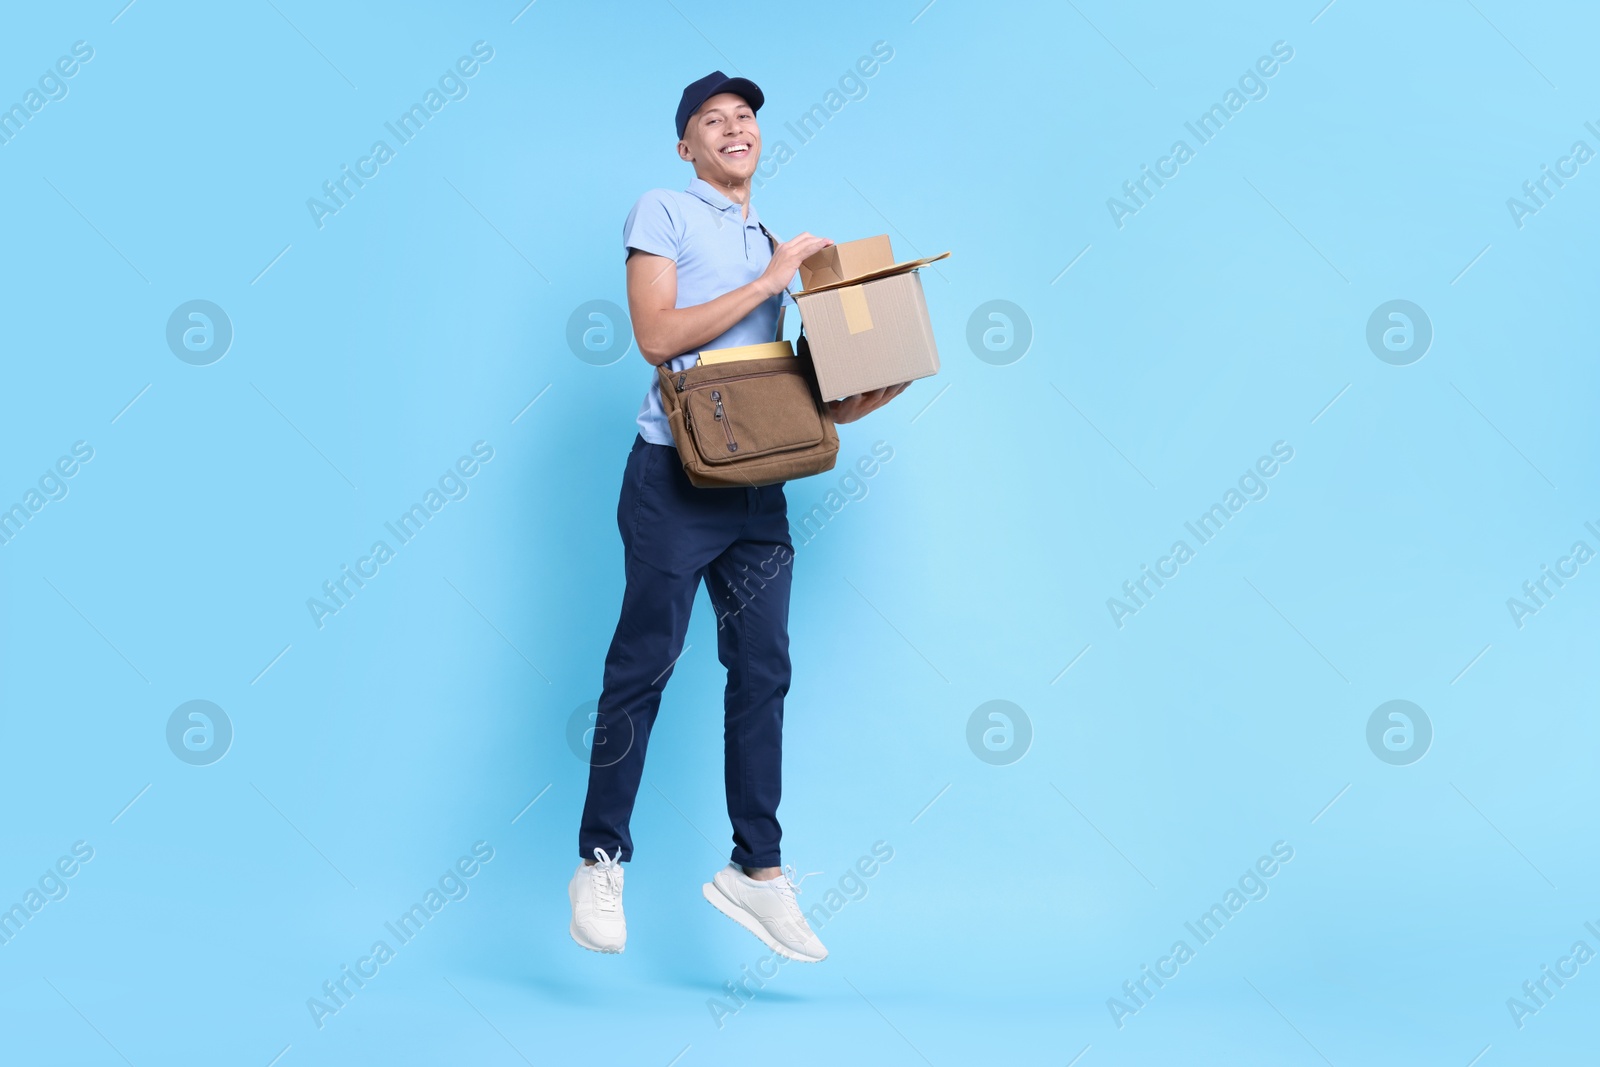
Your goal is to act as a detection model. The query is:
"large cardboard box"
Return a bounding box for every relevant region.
[792,236,951,401]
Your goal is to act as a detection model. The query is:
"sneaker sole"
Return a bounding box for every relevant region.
[569,917,624,954]
[700,879,827,962]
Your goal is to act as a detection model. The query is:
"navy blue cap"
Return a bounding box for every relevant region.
[675,71,764,139]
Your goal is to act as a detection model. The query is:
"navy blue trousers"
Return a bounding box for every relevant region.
[578,434,794,868]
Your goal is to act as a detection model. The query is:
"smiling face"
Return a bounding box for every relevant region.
[677,92,760,186]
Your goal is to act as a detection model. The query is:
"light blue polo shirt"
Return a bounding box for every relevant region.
[622,176,795,447]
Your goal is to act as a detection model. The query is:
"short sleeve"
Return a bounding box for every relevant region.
[622,189,681,261]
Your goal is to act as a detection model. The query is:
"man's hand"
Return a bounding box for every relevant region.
[826,382,910,424]
[759,232,834,297]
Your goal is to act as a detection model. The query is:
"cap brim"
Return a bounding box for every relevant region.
[709,76,764,112]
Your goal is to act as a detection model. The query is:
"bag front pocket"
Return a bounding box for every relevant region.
[677,364,827,465]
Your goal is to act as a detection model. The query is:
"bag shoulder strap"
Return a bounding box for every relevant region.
[758,222,798,344]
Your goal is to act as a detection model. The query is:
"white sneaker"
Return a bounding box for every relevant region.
[702,863,828,962]
[569,847,626,953]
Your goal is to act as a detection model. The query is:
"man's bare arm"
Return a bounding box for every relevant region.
[625,231,833,366]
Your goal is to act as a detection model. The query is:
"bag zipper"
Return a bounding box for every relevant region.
[710,389,737,452]
[675,369,781,392]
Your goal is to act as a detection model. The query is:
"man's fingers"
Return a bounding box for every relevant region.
[849,383,908,402]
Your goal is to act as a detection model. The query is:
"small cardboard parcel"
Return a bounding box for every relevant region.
[792,235,951,402]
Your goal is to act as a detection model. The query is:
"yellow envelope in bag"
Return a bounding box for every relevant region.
[696,340,794,366]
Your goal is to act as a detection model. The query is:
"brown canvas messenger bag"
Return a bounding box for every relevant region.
[656,224,840,489]
[656,330,839,488]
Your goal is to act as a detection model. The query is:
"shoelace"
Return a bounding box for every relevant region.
[590,847,623,912]
[763,864,822,918]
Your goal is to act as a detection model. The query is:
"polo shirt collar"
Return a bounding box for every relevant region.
[685,177,761,226]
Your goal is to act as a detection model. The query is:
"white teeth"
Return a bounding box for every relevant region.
[722,144,749,154]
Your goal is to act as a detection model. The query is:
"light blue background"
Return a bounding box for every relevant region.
[1,1,1596,1064]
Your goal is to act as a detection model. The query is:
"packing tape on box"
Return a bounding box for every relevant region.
[838,287,874,334]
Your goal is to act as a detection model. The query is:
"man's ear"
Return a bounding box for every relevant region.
[676,139,692,162]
